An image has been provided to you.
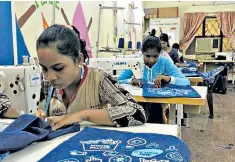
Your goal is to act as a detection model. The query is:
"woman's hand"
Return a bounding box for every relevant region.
[175,63,180,67]
[154,75,171,88]
[35,109,47,120]
[48,112,85,131]
[131,78,143,87]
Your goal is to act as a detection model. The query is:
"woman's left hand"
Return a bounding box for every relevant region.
[48,112,85,131]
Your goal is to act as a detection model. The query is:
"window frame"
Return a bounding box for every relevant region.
[195,16,224,52]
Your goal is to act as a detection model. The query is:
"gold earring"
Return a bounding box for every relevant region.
[78,64,82,68]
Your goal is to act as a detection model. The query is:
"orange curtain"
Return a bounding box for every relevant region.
[216,12,235,38]
[216,12,235,50]
[179,12,206,52]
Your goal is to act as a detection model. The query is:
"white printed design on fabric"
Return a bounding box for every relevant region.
[57,158,80,162]
[103,151,119,156]
[139,158,170,162]
[166,146,178,152]
[146,143,159,148]
[85,156,103,162]
[125,145,135,150]
[80,139,121,151]
[108,155,132,162]
[131,149,163,158]
[70,150,87,156]
[127,137,147,146]
[146,87,193,96]
[166,152,184,162]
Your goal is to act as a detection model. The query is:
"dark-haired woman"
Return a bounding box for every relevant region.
[117,31,190,123]
[117,31,190,87]
[160,33,179,64]
[35,24,146,130]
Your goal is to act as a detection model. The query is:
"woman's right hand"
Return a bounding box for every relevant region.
[35,109,47,120]
[131,78,143,87]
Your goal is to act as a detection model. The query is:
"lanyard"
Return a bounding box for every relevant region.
[44,86,54,116]
[43,66,85,116]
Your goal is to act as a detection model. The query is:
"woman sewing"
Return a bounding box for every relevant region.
[35,24,146,130]
[117,31,190,123]
[160,33,180,64]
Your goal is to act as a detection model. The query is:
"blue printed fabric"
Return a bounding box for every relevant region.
[39,127,191,162]
[0,114,80,153]
[179,67,200,77]
[142,83,201,98]
[180,66,225,82]
[186,61,198,68]
[199,66,224,80]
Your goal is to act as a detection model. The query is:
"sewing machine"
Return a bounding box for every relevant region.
[88,58,144,79]
[0,57,41,115]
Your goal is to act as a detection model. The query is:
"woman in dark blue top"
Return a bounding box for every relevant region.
[160,33,180,64]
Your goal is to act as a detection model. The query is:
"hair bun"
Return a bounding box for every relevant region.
[150,29,156,36]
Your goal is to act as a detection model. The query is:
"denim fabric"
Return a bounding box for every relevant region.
[39,127,191,162]
[0,114,80,153]
[142,82,201,98]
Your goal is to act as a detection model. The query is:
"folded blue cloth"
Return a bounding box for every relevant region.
[0,114,80,153]
[39,127,191,162]
[142,83,201,98]
[200,66,224,80]
[180,67,200,77]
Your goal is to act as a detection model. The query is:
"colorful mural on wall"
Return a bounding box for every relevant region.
[0,1,144,65]
[17,1,93,57]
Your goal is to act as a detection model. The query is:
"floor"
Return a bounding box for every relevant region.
[182,84,235,162]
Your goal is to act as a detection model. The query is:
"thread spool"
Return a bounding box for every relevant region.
[128,41,132,49]
[23,56,29,65]
[118,38,125,48]
[136,42,141,49]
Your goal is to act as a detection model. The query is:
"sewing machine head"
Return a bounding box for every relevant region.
[88,58,144,79]
[0,57,41,115]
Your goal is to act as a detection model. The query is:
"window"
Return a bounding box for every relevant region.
[195,16,232,52]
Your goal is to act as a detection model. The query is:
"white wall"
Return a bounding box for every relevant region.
[144,1,235,39]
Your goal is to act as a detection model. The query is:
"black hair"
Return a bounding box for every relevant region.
[159,33,168,42]
[142,29,162,53]
[36,24,81,63]
[159,33,170,47]
[172,43,180,50]
[71,25,89,63]
[150,29,156,36]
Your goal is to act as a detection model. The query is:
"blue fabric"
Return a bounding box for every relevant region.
[180,67,200,77]
[39,127,191,162]
[200,66,224,80]
[118,56,190,86]
[142,82,201,98]
[0,1,14,65]
[0,114,80,152]
[180,66,225,83]
[187,61,198,68]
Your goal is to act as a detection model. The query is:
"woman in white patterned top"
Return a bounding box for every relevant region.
[0,93,19,118]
